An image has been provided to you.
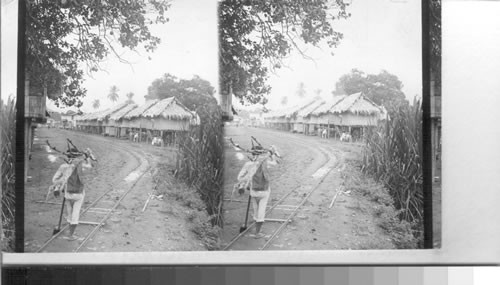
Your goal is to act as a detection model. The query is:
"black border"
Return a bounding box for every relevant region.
[14,0,26,253]
[421,0,433,249]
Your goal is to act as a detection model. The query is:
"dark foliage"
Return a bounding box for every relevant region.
[26,0,170,107]
[219,0,351,104]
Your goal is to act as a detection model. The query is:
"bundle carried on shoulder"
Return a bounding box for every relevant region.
[234,156,268,193]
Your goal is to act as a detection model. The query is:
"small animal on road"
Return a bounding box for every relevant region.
[151,137,163,146]
[321,129,328,139]
[340,132,352,142]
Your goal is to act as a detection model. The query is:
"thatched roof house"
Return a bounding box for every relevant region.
[142,97,193,120]
[307,92,386,126]
[120,99,159,129]
[296,99,325,123]
[120,97,194,131]
[140,97,195,131]
[109,103,138,122]
[310,95,346,117]
[77,109,106,126]
[98,102,129,124]
[123,100,159,120]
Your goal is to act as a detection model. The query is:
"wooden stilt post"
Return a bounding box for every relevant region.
[327,120,330,139]
[24,120,30,183]
[139,124,142,143]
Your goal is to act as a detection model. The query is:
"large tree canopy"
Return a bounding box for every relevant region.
[146,74,217,112]
[219,0,350,105]
[334,69,409,113]
[26,0,170,107]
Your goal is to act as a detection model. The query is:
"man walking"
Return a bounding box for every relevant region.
[51,149,95,241]
[237,146,279,239]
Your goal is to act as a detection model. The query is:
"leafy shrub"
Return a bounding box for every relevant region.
[362,98,423,223]
[1,98,16,251]
[175,104,224,227]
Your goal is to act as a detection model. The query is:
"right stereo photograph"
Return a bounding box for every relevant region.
[219,0,441,251]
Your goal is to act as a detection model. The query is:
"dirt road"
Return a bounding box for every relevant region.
[222,126,396,250]
[24,127,206,252]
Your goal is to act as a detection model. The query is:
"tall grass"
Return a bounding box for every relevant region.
[1,98,16,251]
[175,104,225,227]
[362,98,423,224]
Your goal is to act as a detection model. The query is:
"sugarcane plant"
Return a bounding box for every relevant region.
[362,98,423,224]
[1,98,16,251]
[175,105,224,227]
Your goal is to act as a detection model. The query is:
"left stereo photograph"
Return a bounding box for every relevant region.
[3,0,223,253]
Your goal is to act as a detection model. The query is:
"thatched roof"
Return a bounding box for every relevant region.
[63,110,78,116]
[296,99,325,117]
[329,92,383,115]
[263,105,299,118]
[109,104,138,121]
[79,109,107,121]
[96,102,129,121]
[311,95,346,116]
[265,99,324,119]
[123,100,159,119]
[284,100,318,119]
[141,97,194,120]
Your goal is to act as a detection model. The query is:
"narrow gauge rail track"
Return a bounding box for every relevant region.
[223,142,341,251]
[36,142,150,253]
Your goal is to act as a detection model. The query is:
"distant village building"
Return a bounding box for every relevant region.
[46,110,62,128]
[264,92,387,141]
[76,97,196,145]
[61,110,79,129]
[107,103,138,138]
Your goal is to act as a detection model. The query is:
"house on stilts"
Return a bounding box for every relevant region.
[120,97,195,144]
[263,92,387,141]
[306,92,387,140]
[75,97,198,145]
[139,97,195,145]
[107,103,138,138]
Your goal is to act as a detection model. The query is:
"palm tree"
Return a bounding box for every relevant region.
[92,99,100,109]
[108,86,119,102]
[280,96,288,106]
[314,89,322,99]
[125,92,134,104]
[296,82,306,98]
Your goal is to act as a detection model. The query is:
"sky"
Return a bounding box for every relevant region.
[1,0,18,101]
[2,0,420,113]
[1,0,218,113]
[253,0,423,110]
